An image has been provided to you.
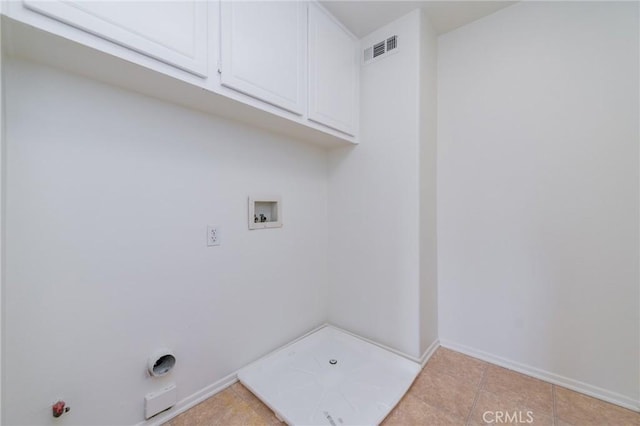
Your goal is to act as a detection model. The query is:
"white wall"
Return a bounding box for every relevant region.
[328,11,422,358]
[438,1,639,407]
[2,58,328,426]
[418,10,438,356]
[0,17,4,419]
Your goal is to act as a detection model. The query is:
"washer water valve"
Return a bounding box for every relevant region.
[52,400,70,418]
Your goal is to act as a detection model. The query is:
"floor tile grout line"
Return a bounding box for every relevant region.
[425,353,491,393]
[464,363,489,426]
[423,350,495,424]
[411,392,466,424]
[409,384,473,424]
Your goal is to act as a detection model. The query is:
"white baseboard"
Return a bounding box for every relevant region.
[440,339,640,413]
[313,324,440,369]
[418,338,440,367]
[333,327,440,369]
[327,323,425,365]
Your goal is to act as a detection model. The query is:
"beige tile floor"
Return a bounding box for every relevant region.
[166,347,640,426]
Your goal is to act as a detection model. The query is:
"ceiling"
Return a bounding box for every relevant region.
[319,1,516,37]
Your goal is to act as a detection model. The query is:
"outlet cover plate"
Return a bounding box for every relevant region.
[207,225,220,246]
[145,383,177,419]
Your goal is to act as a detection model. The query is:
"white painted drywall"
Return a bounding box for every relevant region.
[2,58,328,426]
[0,17,4,419]
[328,10,424,359]
[418,10,438,356]
[438,1,639,405]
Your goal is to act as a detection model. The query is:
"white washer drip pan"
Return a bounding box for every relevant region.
[237,326,421,425]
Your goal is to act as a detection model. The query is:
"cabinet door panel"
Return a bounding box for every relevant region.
[308,3,358,136]
[220,1,306,115]
[23,0,208,77]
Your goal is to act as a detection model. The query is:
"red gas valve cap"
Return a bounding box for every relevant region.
[52,401,70,418]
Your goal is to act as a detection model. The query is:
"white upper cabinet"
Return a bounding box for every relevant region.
[6,0,358,145]
[22,0,208,77]
[220,1,306,115]
[307,3,358,136]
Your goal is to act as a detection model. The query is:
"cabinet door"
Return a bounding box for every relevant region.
[308,3,358,136]
[220,1,306,115]
[22,0,208,77]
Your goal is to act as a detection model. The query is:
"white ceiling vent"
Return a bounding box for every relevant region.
[363,35,398,65]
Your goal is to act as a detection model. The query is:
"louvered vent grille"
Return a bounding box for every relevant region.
[363,35,398,64]
[373,41,386,58]
[387,35,397,51]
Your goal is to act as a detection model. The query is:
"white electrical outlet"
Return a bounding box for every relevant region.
[207,225,220,246]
